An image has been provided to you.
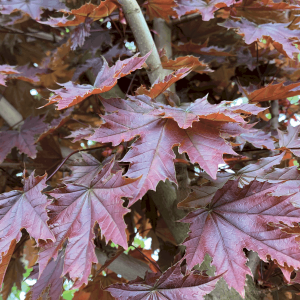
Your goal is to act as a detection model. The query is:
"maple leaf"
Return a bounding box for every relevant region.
[46,52,151,110]
[150,95,265,129]
[0,116,48,163]
[161,54,212,74]
[174,0,237,21]
[278,124,300,157]
[8,64,41,85]
[219,18,300,58]
[36,108,72,142]
[235,128,275,150]
[178,152,285,209]
[86,96,262,203]
[107,262,221,299]
[135,67,191,99]
[64,152,120,185]
[257,166,300,199]
[0,0,66,20]
[143,0,178,21]
[0,172,54,281]
[25,249,64,300]
[181,180,300,295]
[70,17,93,50]
[42,1,118,27]
[247,82,300,102]
[38,158,140,288]
[0,65,19,86]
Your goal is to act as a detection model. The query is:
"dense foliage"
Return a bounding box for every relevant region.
[2,0,300,299]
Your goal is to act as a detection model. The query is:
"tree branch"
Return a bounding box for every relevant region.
[0,95,23,127]
[117,0,165,86]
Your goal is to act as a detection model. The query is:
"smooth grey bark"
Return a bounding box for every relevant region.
[153,18,175,93]
[0,96,23,127]
[118,0,165,85]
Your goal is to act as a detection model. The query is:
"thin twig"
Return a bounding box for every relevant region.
[46,145,108,182]
[169,13,201,26]
[126,71,138,95]
[131,245,162,274]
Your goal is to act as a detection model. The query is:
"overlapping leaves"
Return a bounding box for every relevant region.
[107,262,221,299]
[73,95,264,203]
[46,52,151,110]
[38,158,140,288]
[181,180,300,294]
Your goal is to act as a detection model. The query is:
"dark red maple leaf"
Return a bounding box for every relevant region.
[63,152,121,185]
[175,0,237,21]
[0,116,48,163]
[26,250,64,300]
[38,158,140,288]
[70,17,93,50]
[220,18,300,58]
[0,172,54,281]
[83,95,263,203]
[107,262,221,299]
[178,153,285,209]
[46,52,151,110]
[181,180,300,295]
[36,108,72,142]
[235,127,275,150]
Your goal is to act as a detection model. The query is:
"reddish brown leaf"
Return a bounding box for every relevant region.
[0,241,16,287]
[161,55,212,74]
[247,82,300,103]
[23,239,38,268]
[135,67,191,99]
[0,172,54,281]
[41,0,118,27]
[38,158,140,288]
[0,116,48,163]
[220,18,300,58]
[107,262,221,299]
[46,52,150,110]
[181,180,300,294]
[144,0,178,21]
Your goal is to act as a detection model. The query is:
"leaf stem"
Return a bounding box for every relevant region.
[46,145,107,182]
